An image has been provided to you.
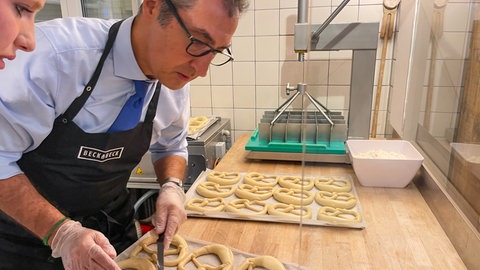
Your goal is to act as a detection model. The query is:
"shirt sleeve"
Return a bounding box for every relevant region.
[0,31,59,180]
[149,84,190,163]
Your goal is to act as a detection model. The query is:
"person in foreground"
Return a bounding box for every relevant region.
[0,0,249,269]
[0,0,45,69]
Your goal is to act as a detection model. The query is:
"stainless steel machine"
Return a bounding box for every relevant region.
[127,117,232,190]
[245,0,379,163]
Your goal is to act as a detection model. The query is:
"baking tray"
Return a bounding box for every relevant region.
[185,169,366,229]
[115,231,305,270]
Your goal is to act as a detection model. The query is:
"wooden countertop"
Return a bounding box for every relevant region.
[178,135,466,269]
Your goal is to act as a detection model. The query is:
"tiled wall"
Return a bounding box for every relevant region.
[189,0,390,142]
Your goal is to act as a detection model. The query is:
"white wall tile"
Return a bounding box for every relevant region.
[279,61,304,86]
[234,108,256,130]
[211,85,234,108]
[328,60,352,85]
[232,36,255,61]
[255,10,279,35]
[279,8,297,35]
[190,85,211,107]
[305,60,329,85]
[234,86,256,108]
[210,63,233,85]
[279,36,297,61]
[255,36,280,61]
[191,108,213,117]
[233,62,255,85]
[255,0,279,10]
[235,10,254,36]
[256,85,280,108]
[255,62,279,85]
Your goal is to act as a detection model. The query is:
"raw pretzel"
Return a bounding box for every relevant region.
[278,176,315,190]
[237,255,286,270]
[267,203,312,219]
[273,187,314,205]
[317,206,362,223]
[243,172,278,187]
[314,177,352,192]
[234,184,274,201]
[127,234,189,267]
[186,197,225,212]
[206,171,241,185]
[117,257,156,270]
[130,234,159,264]
[196,181,235,198]
[315,191,357,209]
[164,234,190,267]
[189,116,209,134]
[225,199,268,215]
[178,244,234,270]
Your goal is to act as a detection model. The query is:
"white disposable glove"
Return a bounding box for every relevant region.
[152,182,187,248]
[51,220,121,270]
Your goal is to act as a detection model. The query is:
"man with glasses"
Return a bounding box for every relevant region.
[0,0,249,269]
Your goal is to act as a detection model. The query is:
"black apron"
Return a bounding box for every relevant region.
[0,20,160,269]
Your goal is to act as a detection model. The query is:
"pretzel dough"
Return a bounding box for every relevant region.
[225,199,268,215]
[237,255,286,270]
[317,206,362,223]
[130,234,159,264]
[117,257,156,270]
[189,116,209,134]
[206,171,241,185]
[273,187,314,205]
[164,234,190,267]
[186,197,225,212]
[315,177,352,192]
[243,172,279,187]
[315,191,357,209]
[278,176,315,190]
[234,184,274,201]
[267,203,312,219]
[178,244,234,270]
[196,181,235,198]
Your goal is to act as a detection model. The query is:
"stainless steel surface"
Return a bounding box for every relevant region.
[245,150,349,163]
[249,21,379,163]
[127,118,232,190]
[157,233,164,270]
[312,0,351,41]
[258,111,347,144]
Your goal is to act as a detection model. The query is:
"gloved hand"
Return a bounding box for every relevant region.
[152,182,187,248]
[50,220,121,270]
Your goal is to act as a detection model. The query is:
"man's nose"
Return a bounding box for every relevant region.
[191,53,215,77]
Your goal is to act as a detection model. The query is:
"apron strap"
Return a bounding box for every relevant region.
[56,20,124,125]
[145,83,161,123]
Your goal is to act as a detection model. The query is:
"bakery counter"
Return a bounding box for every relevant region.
[178,134,467,269]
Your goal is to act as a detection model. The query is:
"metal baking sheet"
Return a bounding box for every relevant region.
[185,169,366,229]
[115,231,305,270]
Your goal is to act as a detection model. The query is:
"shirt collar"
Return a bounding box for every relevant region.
[112,16,153,82]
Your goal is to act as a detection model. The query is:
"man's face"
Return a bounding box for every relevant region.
[135,0,239,90]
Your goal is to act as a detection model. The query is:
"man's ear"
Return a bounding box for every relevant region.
[142,0,161,16]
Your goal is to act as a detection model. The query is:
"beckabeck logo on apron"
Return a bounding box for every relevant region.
[77,146,124,162]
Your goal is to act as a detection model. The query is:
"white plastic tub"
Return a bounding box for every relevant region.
[346,140,424,188]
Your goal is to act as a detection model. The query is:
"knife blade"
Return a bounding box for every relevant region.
[157,232,165,270]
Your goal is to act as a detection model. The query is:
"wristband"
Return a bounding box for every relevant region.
[43,216,70,246]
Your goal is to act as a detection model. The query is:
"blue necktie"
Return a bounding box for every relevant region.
[108,80,149,133]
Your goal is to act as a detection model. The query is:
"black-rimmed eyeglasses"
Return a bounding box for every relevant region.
[164,0,234,66]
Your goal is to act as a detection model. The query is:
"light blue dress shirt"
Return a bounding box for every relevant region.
[0,16,190,180]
